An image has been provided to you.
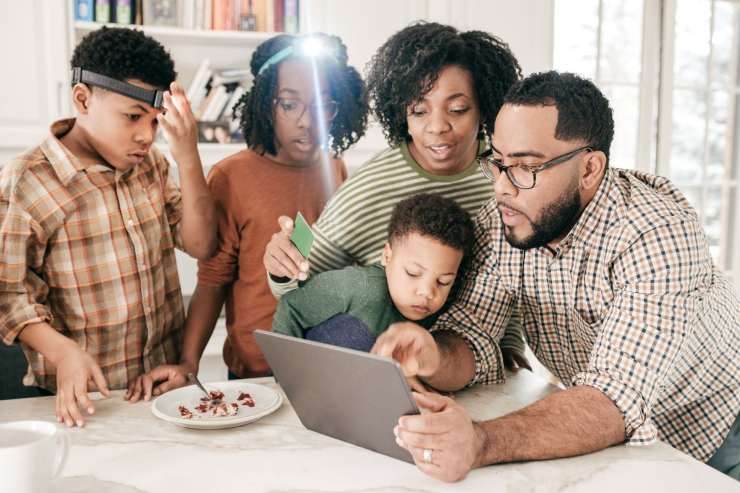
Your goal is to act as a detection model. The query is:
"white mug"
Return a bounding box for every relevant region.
[0,420,69,493]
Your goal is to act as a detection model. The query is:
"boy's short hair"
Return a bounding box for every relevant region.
[387,193,474,258]
[71,27,176,90]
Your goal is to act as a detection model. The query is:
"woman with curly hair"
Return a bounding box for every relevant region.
[129,33,368,395]
[264,22,529,370]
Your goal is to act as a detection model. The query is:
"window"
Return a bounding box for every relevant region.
[554,0,740,283]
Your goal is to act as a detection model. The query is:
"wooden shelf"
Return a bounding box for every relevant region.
[74,21,280,44]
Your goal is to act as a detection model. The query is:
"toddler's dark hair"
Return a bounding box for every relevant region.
[388,193,474,258]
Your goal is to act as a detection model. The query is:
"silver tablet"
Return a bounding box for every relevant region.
[254,330,419,463]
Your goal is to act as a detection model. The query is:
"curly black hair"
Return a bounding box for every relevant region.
[71,27,176,89]
[233,33,368,156]
[365,21,522,146]
[388,193,475,304]
[503,71,615,162]
[388,193,474,258]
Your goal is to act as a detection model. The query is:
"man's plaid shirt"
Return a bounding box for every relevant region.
[433,168,740,462]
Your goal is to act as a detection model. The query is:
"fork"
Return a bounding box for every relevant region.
[187,372,212,401]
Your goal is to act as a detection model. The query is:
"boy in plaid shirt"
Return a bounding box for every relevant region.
[0,27,216,427]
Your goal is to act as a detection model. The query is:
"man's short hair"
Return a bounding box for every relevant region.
[504,71,614,162]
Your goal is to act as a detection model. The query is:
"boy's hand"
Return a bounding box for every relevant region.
[54,345,110,428]
[125,363,195,403]
[263,216,310,281]
[372,322,440,378]
[158,81,200,168]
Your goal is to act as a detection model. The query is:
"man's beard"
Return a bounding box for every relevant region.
[502,185,582,250]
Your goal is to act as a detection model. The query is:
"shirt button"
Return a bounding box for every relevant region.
[128,219,134,226]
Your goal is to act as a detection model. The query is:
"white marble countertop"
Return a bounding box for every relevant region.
[1,371,737,493]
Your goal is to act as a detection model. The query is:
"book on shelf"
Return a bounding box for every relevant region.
[74,0,95,21]
[94,0,114,23]
[88,0,139,24]
[186,59,248,143]
[187,59,213,112]
[115,0,137,25]
[273,0,284,32]
[239,0,257,31]
[197,120,244,145]
[284,0,298,33]
[141,0,179,26]
[82,0,298,33]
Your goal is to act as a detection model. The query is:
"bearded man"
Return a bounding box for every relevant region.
[372,71,740,483]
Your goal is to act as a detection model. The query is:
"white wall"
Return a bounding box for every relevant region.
[0,0,70,163]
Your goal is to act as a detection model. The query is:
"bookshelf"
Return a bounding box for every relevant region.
[74,21,280,45]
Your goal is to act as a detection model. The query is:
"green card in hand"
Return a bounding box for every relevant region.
[290,212,314,259]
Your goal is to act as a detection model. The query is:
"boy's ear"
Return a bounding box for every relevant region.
[71,83,93,114]
[381,242,392,266]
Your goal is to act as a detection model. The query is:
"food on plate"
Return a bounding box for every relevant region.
[177,389,256,419]
[238,392,255,407]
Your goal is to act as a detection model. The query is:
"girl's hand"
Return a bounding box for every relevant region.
[263,216,310,281]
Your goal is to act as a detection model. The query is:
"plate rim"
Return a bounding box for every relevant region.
[150,381,282,428]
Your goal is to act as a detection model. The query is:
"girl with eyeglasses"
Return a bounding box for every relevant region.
[126,33,368,398]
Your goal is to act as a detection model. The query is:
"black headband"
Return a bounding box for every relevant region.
[71,67,165,109]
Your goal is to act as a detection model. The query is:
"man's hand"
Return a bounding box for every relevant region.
[502,346,532,372]
[157,81,199,168]
[406,375,439,394]
[125,363,196,403]
[371,322,440,378]
[263,215,309,281]
[54,344,110,428]
[394,392,486,483]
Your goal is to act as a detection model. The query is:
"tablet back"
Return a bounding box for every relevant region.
[254,330,419,463]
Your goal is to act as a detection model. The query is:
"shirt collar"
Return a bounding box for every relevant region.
[40,118,147,185]
[39,118,92,186]
[400,139,486,182]
[552,168,617,257]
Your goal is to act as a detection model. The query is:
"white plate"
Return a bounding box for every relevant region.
[151,381,282,429]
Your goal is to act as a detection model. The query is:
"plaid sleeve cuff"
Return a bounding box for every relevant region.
[431,316,506,386]
[1,304,53,346]
[572,370,658,446]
